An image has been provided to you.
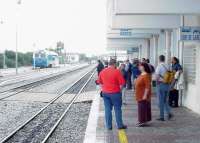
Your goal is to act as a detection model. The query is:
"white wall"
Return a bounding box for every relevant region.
[107,38,145,50]
[140,40,148,59]
[181,16,200,114]
[183,43,200,114]
[115,0,200,15]
[111,15,181,29]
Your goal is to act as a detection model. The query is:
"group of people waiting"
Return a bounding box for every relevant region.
[96,55,182,129]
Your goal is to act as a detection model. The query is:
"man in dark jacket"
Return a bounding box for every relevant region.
[97,60,104,75]
[125,60,132,89]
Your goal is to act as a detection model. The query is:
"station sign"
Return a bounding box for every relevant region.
[127,47,139,54]
[120,29,132,36]
[180,27,200,41]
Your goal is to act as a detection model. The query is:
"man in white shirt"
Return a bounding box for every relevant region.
[155,55,173,121]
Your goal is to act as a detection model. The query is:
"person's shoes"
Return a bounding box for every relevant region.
[156,118,165,121]
[107,127,112,130]
[123,102,127,105]
[168,113,174,120]
[136,123,145,127]
[118,125,127,130]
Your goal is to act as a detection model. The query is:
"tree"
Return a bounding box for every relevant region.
[0,50,33,69]
[56,41,64,55]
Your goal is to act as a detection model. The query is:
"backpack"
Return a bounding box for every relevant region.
[160,64,175,84]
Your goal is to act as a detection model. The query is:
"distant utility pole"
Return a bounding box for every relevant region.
[33,43,36,69]
[15,0,22,74]
[0,19,6,69]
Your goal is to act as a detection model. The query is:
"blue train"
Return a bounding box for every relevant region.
[33,50,59,68]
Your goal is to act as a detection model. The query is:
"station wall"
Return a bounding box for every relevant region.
[181,16,200,114]
[114,0,200,15]
[182,43,200,114]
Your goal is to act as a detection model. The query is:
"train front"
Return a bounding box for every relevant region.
[33,50,48,68]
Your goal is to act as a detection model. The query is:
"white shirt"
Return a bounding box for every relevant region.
[155,62,169,82]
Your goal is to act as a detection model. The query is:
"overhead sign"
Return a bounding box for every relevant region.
[180,27,200,41]
[127,47,139,54]
[120,29,132,36]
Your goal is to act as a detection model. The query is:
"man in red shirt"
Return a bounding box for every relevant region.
[98,59,127,130]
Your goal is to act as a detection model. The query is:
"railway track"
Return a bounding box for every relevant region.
[0,69,95,143]
[0,65,86,87]
[0,65,90,100]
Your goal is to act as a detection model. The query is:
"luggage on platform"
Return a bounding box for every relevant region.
[169,89,179,107]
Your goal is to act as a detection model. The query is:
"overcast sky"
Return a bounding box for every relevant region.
[0,0,107,55]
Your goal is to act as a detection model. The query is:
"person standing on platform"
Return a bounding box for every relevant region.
[155,55,173,121]
[119,63,127,105]
[132,59,141,82]
[97,59,127,130]
[125,60,132,89]
[104,61,109,68]
[142,58,146,63]
[146,59,155,74]
[168,57,183,107]
[135,62,152,127]
[97,60,104,75]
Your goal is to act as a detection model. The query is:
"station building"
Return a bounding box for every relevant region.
[65,53,80,64]
[107,0,200,114]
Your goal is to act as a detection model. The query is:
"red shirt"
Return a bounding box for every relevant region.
[98,66,125,93]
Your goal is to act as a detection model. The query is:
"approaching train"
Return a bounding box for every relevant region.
[33,50,59,68]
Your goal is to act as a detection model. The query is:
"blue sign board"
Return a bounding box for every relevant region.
[120,29,132,36]
[127,48,139,54]
[180,27,200,41]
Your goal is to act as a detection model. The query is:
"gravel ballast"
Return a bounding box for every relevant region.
[47,102,91,143]
[0,67,96,143]
[0,101,45,141]
[6,103,68,143]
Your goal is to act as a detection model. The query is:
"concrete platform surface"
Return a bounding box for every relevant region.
[84,90,200,143]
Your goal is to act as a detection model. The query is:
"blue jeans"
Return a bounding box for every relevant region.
[102,92,124,129]
[157,83,171,119]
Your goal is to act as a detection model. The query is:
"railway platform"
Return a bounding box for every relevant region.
[84,89,200,143]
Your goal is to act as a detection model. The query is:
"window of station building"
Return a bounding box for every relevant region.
[183,45,196,84]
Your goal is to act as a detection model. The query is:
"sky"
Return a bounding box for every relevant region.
[0,0,107,55]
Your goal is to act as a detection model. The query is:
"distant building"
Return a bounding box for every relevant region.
[65,53,80,63]
[100,51,138,62]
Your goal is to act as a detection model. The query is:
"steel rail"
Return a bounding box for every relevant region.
[41,71,95,143]
[0,65,89,93]
[0,65,90,101]
[0,68,94,143]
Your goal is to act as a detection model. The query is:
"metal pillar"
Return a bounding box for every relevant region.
[179,15,185,107]
[15,0,22,74]
[0,19,6,69]
[139,45,142,60]
[153,35,159,66]
[3,52,6,69]
[147,39,150,60]
[165,30,172,65]
[15,24,18,74]
[179,16,185,65]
